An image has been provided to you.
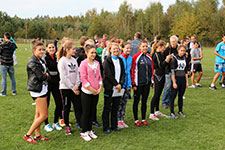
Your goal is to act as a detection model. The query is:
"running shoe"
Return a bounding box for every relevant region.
[44,124,53,132]
[195,83,203,87]
[118,121,124,129]
[189,85,195,88]
[178,112,186,118]
[104,129,111,134]
[222,84,225,88]
[209,85,217,90]
[121,121,129,128]
[65,126,72,135]
[170,113,178,119]
[88,130,98,139]
[149,114,159,120]
[134,120,142,127]
[0,93,6,96]
[141,120,150,126]
[155,111,166,117]
[76,123,80,129]
[52,123,62,130]
[34,135,50,141]
[59,119,65,127]
[23,135,37,143]
[80,132,92,141]
[92,121,102,127]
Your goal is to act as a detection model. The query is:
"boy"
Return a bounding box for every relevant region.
[190,41,203,88]
[209,34,225,90]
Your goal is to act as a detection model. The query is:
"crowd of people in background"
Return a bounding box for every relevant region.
[1,31,225,143]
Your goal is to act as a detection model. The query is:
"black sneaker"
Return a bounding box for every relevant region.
[178,112,186,118]
[92,121,102,127]
[170,113,178,119]
[209,85,217,90]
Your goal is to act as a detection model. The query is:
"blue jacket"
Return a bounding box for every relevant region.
[120,53,132,88]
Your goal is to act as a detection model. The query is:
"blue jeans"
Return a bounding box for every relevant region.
[1,65,16,95]
[162,73,171,105]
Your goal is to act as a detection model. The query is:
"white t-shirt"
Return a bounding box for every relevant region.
[112,58,121,83]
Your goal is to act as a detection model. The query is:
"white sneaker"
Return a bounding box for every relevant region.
[44,124,53,132]
[189,85,195,88]
[52,123,62,130]
[80,132,92,141]
[154,111,166,117]
[149,114,159,120]
[222,84,225,88]
[88,130,98,139]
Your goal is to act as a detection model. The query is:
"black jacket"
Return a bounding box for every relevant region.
[103,56,125,94]
[163,45,178,74]
[42,53,60,85]
[153,52,168,77]
[26,55,49,92]
[0,41,17,66]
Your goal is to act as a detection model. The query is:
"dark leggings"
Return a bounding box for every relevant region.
[133,84,151,121]
[44,83,63,125]
[60,89,82,127]
[150,76,165,114]
[81,92,98,133]
[102,90,120,131]
[170,76,186,114]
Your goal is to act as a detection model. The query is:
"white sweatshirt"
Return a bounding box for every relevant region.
[58,56,80,92]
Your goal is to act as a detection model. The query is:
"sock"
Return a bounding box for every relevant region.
[211,83,214,87]
[196,83,200,85]
[135,120,139,123]
[142,120,146,122]
[26,134,31,137]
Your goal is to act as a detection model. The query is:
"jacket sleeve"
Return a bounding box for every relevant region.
[103,59,119,86]
[97,62,103,85]
[28,61,48,81]
[75,61,80,87]
[79,61,90,88]
[131,55,137,87]
[58,59,75,90]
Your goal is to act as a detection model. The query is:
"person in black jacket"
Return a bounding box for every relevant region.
[149,40,172,120]
[102,42,125,134]
[24,40,50,143]
[0,32,17,96]
[42,41,63,132]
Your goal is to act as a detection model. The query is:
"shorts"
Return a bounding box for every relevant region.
[32,94,47,101]
[191,64,202,73]
[214,63,225,73]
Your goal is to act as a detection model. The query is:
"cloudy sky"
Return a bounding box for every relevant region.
[0,0,223,18]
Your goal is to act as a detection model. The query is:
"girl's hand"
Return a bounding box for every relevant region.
[173,83,177,89]
[186,82,189,88]
[116,84,121,92]
[133,87,137,91]
[73,86,79,91]
[74,90,80,95]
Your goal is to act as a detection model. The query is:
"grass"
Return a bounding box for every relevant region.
[0,44,225,150]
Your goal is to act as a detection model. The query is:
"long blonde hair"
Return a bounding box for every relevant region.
[57,38,74,61]
[108,42,120,57]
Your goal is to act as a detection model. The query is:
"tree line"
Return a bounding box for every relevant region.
[0,0,224,46]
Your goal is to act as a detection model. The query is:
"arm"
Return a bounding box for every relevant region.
[214,51,225,60]
[28,61,48,81]
[171,73,177,89]
[131,55,137,90]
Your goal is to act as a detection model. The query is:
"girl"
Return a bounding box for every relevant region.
[170,45,189,119]
[117,42,132,128]
[24,40,50,143]
[149,40,172,120]
[42,41,63,132]
[79,44,102,141]
[131,40,154,126]
[102,42,125,134]
[57,40,81,135]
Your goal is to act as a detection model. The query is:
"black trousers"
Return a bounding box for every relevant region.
[102,90,120,131]
[45,83,63,125]
[133,84,151,121]
[170,76,186,114]
[60,89,82,127]
[80,92,98,133]
[150,76,165,114]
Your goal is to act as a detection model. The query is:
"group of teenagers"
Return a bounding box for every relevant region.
[22,32,225,143]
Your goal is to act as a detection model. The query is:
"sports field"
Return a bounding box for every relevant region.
[0,44,225,150]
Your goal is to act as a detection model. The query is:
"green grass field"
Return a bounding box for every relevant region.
[0,44,225,150]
